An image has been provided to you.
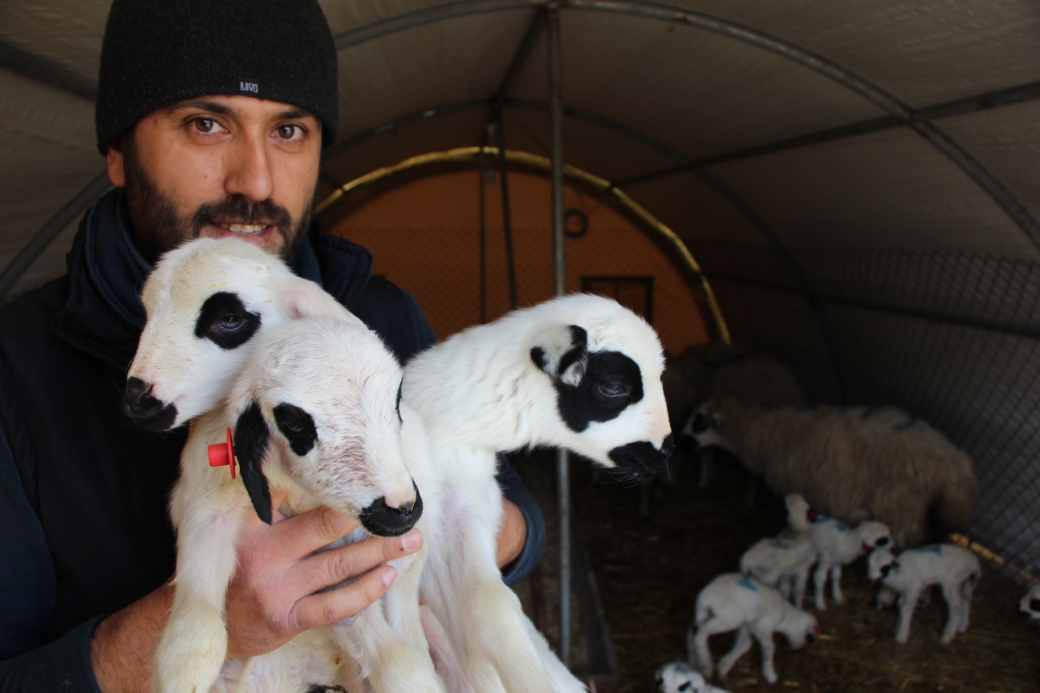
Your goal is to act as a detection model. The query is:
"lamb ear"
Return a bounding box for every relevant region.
[277,277,364,325]
[530,324,588,387]
[233,400,273,524]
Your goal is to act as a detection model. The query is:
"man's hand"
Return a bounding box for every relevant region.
[91,491,423,692]
[496,499,527,569]
[224,495,422,659]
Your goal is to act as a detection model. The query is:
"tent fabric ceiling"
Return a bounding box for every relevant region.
[3,0,1040,573]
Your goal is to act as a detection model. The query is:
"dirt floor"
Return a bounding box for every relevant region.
[511,451,1040,693]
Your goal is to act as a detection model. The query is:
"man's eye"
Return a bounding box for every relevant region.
[275,124,303,141]
[193,118,220,133]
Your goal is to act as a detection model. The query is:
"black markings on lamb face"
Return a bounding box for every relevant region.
[606,440,669,483]
[123,376,179,431]
[552,350,644,432]
[360,483,424,537]
[194,291,261,350]
[395,381,403,424]
[235,400,273,524]
[273,403,318,456]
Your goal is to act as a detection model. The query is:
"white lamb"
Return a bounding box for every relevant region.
[402,293,672,692]
[153,316,442,693]
[1017,584,1040,621]
[739,494,817,608]
[807,514,891,611]
[686,573,818,684]
[868,544,981,644]
[681,401,976,548]
[654,661,730,693]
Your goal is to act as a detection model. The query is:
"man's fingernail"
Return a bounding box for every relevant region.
[381,567,397,587]
[401,530,423,551]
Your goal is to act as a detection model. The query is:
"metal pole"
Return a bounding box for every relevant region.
[495,115,520,311]
[546,1,571,668]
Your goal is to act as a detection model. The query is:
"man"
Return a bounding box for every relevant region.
[0,1,544,690]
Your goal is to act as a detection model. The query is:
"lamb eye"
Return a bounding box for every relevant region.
[219,313,245,331]
[597,381,628,398]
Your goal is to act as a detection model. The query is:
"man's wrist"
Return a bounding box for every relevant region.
[90,581,173,693]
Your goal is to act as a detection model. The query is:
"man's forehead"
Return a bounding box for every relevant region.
[162,95,318,121]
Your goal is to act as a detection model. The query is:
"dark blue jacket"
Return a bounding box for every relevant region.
[0,190,544,691]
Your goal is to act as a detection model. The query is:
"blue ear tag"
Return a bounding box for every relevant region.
[893,416,918,431]
[737,575,758,592]
[835,521,848,532]
[769,538,790,549]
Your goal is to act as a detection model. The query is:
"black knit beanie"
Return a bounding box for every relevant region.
[96,0,339,154]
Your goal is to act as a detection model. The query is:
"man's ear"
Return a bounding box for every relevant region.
[277,277,364,325]
[106,138,126,187]
[234,400,273,524]
[530,324,588,387]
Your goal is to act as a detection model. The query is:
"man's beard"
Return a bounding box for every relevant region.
[122,136,312,266]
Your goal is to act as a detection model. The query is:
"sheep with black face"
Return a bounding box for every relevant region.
[152,316,443,693]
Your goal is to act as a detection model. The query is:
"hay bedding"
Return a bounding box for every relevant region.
[511,451,1040,693]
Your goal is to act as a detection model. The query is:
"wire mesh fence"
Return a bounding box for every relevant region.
[794,248,1040,584]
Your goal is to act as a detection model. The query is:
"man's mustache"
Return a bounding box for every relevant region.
[192,196,292,232]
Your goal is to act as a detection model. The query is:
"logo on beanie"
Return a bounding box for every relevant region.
[239,81,259,94]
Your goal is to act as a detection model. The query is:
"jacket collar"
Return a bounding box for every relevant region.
[52,189,373,371]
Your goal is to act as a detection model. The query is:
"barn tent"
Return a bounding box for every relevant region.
[2,0,1039,595]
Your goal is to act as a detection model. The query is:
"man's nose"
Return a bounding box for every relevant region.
[224,131,275,202]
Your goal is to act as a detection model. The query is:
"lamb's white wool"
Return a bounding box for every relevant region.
[153,317,442,693]
[739,495,818,608]
[868,544,981,644]
[654,661,730,693]
[402,293,669,693]
[1017,584,1040,621]
[808,516,891,611]
[130,239,588,693]
[681,401,976,548]
[126,237,358,431]
[686,573,818,685]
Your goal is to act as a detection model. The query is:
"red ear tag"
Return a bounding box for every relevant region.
[207,427,237,480]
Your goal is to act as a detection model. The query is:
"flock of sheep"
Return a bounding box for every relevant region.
[653,346,1034,691]
[122,236,1034,692]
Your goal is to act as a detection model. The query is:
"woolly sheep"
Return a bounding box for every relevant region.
[1016,584,1040,621]
[686,573,818,684]
[681,401,977,548]
[654,661,730,693]
[403,293,671,692]
[152,317,441,693]
[808,516,891,611]
[868,544,981,644]
[666,346,802,490]
[739,494,817,608]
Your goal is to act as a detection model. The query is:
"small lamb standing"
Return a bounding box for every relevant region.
[654,661,730,693]
[868,544,981,644]
[808,515,891,611]
[681,401,977,547]
[686,573,818,684]
[739,494,817,608]
[1016,584,1040,621]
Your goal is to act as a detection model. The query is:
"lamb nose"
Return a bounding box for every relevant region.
[125,377,154,409]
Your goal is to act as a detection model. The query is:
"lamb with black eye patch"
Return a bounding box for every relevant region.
[401,292,672,691]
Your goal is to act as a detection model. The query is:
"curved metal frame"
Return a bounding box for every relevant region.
[316,145,732,344]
